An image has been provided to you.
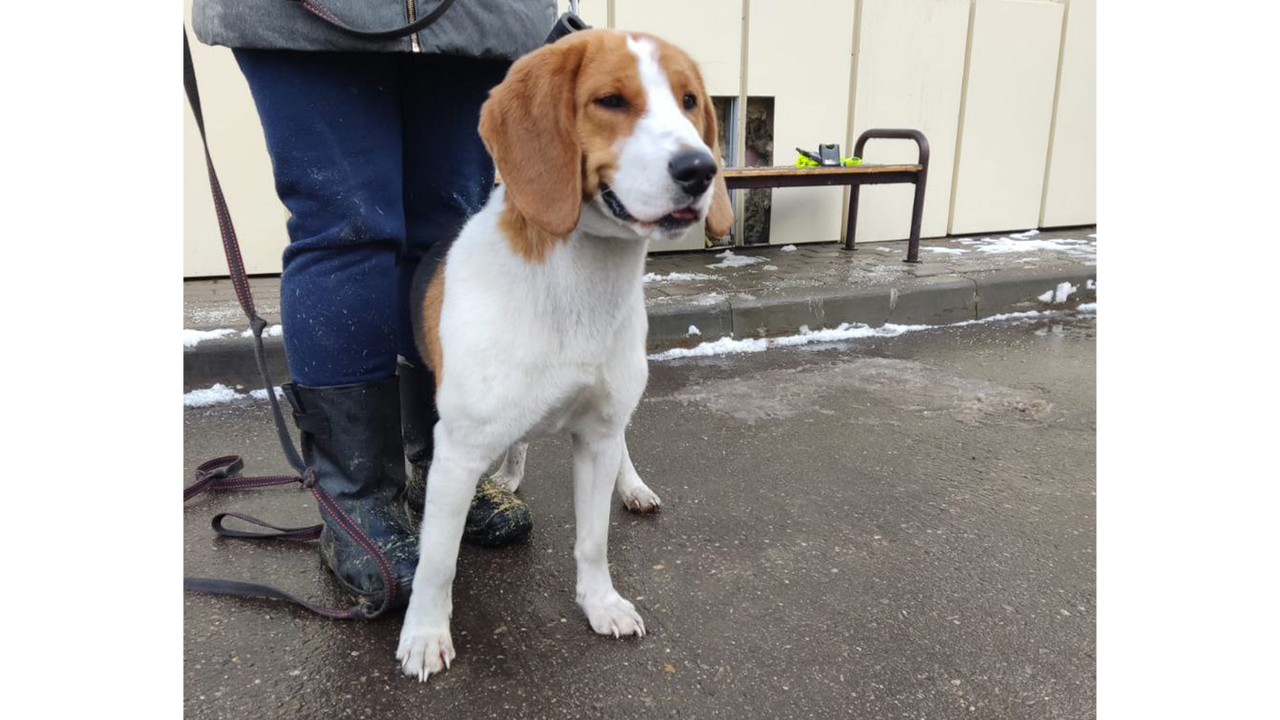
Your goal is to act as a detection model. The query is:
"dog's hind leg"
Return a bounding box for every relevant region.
[397,425,499,681]
[615,436,662,513]
[573,431,646,638]
[490,442,529,493]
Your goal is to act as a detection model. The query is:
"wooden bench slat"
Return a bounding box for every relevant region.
[722,164,922,177]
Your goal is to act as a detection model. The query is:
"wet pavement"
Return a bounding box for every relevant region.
[184,311,1096,719]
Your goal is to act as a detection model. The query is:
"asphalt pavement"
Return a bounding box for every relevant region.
[184,309,1096,719]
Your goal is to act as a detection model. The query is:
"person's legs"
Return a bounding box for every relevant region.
[395,53,532,546]
[235,48,418,605]
[236,49,405,387]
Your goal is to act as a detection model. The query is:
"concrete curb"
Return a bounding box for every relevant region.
[184,263,1096,390]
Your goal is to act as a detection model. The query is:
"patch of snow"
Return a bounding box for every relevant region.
[780,245,797,252]
[1077,302,1097,312]
[950,310,1051,327]
[643,272,717,283]
[649,335,769,360]
[686,325,701,336]
[876,247,895,253]
[183,328,236,347]
[185,384,285,407]
[974,236,1094,255]
[241,324,284,338]
[762,265,779,271]
[1086,279,1096,290]
[923,247,967,255]
[184,383,244,407]
[707,250,765,268]
[1037,282,1079,304]
[1010,229,1041,240]
[649,322,928,361]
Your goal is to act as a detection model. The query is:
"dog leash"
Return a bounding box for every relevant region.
[183,31,397,620]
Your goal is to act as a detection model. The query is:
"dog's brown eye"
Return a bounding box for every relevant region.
[595,93,628,110]
[682,93,697,111]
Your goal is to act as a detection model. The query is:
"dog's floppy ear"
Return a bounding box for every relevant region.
[480,38,588,237]
[697,77,734,238]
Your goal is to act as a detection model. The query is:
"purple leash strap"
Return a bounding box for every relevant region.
[183,32,396,620]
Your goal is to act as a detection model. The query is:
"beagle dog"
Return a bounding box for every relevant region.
[396,29,732,681]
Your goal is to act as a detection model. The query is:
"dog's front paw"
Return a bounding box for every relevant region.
[620,484,662,514]
[579,591,646,638]
[396,624,455,682]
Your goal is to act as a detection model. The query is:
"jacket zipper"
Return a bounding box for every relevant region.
[406,0,421,52]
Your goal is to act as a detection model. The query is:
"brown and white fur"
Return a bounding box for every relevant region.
[396,29,732,681]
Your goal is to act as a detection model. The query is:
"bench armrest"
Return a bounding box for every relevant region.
[853,128,930,174]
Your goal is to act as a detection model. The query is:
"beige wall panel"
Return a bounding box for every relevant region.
[184,2,287,277]
[848,0,970,243]
[949,0,1064,235]
[613,0,742,97]
[1040,0,1095,227]
[748,0,858,245]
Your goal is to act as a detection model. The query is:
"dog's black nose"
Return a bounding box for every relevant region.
[668,149,717,197]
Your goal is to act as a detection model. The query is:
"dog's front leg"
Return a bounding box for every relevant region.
[397,426,490,681]
[572,431,646,638]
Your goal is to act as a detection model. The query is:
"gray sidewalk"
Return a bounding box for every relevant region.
[184,228,1096,389]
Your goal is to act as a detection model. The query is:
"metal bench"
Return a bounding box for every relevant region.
[722,129,930,263]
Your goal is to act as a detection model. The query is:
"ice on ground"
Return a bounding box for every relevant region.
[780,244,798,252]
[877,247,895,253]
[1010,229,1041,240]
[240,324,284,338]
[1037,282,1079,304]
[687,325,701,336]
[184,383,244,407]
[923,247,967,255]
[707,250,766,268]
[643,272,717,283]
[183,328,236,347]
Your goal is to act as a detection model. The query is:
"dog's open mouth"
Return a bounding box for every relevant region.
[600,184,700,231]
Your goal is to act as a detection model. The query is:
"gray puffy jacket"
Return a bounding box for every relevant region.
[192,0,556,59]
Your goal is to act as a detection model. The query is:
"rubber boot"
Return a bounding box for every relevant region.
[283,378,419,611]
[399,359,533,547]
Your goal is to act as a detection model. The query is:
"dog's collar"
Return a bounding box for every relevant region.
[599,183,635,222]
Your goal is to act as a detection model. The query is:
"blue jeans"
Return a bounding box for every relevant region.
[235,49,509,387]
